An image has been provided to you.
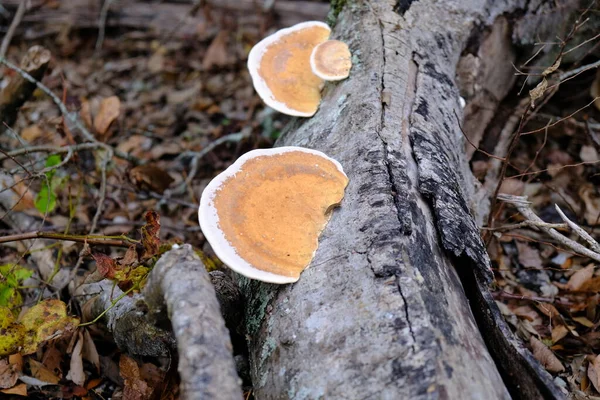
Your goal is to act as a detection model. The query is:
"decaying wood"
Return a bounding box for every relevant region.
[77,245,243,399]
[241,1,578,399]
[1,0,328,40]
[0,45,50,131]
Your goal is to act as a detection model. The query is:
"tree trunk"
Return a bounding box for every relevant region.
[243,1,577,399]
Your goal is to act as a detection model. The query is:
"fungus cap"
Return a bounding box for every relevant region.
[247,21,331,117]
[198,147,348,284]
[310,40,352,81]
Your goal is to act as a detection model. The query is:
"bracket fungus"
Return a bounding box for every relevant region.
[198,147,348,284]
[247,21,352,117]
[310,40,352,81]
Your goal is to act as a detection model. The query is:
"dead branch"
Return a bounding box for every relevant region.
[76,245,243,399]
[0,45,50,131]
[0,231,134,247]
[498,194,600,263]
[0,0,328,40]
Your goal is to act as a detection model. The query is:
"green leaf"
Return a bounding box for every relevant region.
[45,154,61,168]
[35,185,57,214]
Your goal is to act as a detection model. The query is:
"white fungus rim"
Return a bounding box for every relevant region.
[247,21,331,117]
[198,146,347,284]
[309,40,351,81]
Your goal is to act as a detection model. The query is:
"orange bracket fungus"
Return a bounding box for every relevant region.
[248,21,340,117]
[310,40,352,81]
[198,147,349,284]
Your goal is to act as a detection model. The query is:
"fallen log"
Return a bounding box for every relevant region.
[0,0,329,40]
[241,0,577,399]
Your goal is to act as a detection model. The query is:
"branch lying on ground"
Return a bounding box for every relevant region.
[497,194,600,263]
[75,245,243,398]
[0,230,135,247]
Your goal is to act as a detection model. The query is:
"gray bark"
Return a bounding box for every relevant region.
[242,1,577,399]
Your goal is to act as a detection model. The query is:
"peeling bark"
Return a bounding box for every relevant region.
[242,1,578,399]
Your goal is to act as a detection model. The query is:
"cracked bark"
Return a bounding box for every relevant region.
[243,1,578,399]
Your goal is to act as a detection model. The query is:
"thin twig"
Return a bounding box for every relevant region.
[0,0,26,57]
[554,204,600,253]
[170,129,250,196]
[95,0,114,53]
[498,194,600,263]
[0,231,135,247]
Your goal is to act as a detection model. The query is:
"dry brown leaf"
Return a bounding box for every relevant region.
[94,96,121,135]
[29,358,60,385]
[0,357,19,389]
[589,354,600,392]
[66,331,85,386]
[80,99,93,129]
[120,354,152,400]
[535,302,560,320]
[116,135,153,157]
[41,346,63,379]
[552,325,569,344]
[203,31,232,70]
[21,124,44,142]
[148,50,165,73]
[581,277,600,293]
[129,165,174,194]
[573,316,595,328]
[0,382,27,396]
[579,185,600,225]
[499,178,524,196]
[530,336,564,373]
[82,329,100,373]
[167,83,202,105]
[516,241,543,269]
[566,264,596,291]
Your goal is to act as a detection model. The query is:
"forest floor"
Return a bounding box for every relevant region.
[0,1,600,399]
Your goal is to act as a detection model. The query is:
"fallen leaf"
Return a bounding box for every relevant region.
[80,99,93,129]
[573,316,595,328]
[552,325,569,344]
[516,241,543,269]
[566,264,595,291]
[0,307,25,357]
[119,355,151,400]
[93,96,121,135]
[535,302,560,320]
[530,336,564,373]
[81,329,100,373]
[589,354,600,392]
[579,184,600,225]
[203,31,232,70]
[166,83,202,105]
[0,357,19,389]
[66,332,85,386]
[0,382,27,396]
[91,253,118,280]
[41,345,63,378]
[141,211,161,260]
[29,359,60,385]
[129,165,174,194]
[21,125,44,142]
[19,299,79,355]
